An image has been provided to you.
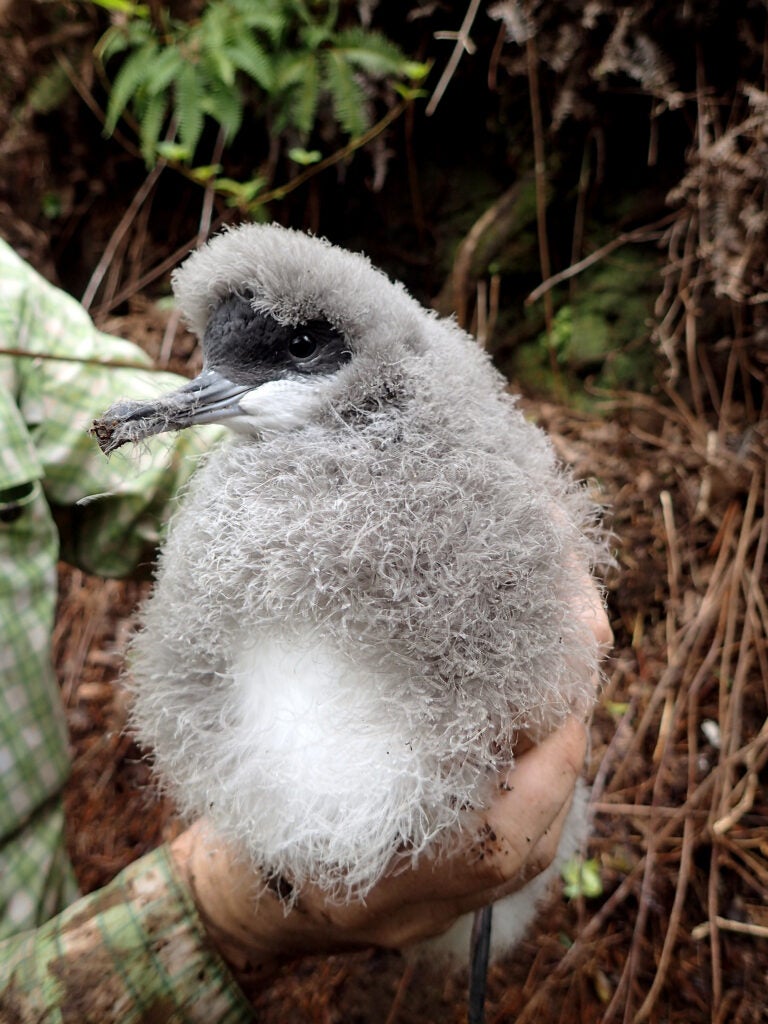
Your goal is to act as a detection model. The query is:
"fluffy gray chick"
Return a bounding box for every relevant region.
[93,223,605,956]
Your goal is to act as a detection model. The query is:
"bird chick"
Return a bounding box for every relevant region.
[93,224,607,956]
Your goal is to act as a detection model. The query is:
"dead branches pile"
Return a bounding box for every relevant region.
[492,5,768,1017]
[505,6,767,1017]
[520,377,767,1022]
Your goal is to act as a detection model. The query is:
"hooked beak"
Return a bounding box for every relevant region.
[91,369,253,454]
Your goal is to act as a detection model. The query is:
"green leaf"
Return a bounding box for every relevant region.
[301,23,333,50]
[403,60,431,82]
[95,25,130,64]
[562,858,604,900]
[97,17,154,65]
[245,199,271,221]
[333,27,408,78]
[287,52,319,135]
[210,48,237,89]
[288,147,322,165]
[155,140,192,161]
[28,65,71,115]
[41,192,63,219]
[273,51,311,91]
[214,176,266,203]
[231,0,286,42]
[104,41,157,135]
[603,700,630,719]
[200,80,244,143]
[212,177,244,195]
[188,163,223,182]
[146,46,184,96]
[200,3,228,54]
[393,83,427,101]
[90,0,149,15]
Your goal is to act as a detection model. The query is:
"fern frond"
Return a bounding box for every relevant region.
[96,0,411,171]
[28,65,71,115]
[272,51,306,91]
[146,45,184,96]
[201,2,239,56]
[231,0,287,43]
[104,40,157,134]
[226,35,274,91]
[95,25,130,64]
[333,27,408,77]
[174,63,205,157]
[139,91,168,164]
[206,46,237,89]
[97,17,153,64]
[301,22,334,51]
[288,51,319,135]
[322,49,368,136]
[201,79,244,143]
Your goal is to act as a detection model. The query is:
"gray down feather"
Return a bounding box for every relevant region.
[117,224,607,906]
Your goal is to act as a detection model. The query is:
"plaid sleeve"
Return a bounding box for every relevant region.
[0,236,224,578]
[0,239,225,938]
[0,844,256,1023]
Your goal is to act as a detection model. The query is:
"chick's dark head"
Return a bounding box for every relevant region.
[92,224,427,454]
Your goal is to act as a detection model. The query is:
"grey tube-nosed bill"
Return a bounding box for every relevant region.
[91,369,252,454]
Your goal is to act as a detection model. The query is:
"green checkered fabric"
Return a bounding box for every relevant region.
[0,240,249,1014]
[0,844,254,1023]
[0,798,78,936]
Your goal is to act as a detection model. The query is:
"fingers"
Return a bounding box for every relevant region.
[579,575,613,650]
[363,722,587,947]
[177,717,589,958]
[375,718,587,919]
[445,718,587,896]
[456,786,578,915]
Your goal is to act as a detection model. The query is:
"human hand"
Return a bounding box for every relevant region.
[171,580,612,996]
[170,716,590,996]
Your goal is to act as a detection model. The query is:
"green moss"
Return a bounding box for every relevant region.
[509,248,660,409]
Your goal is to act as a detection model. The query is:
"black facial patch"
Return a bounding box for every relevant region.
[202,294,352,385]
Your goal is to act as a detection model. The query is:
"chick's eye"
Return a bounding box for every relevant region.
[288,334,318,361]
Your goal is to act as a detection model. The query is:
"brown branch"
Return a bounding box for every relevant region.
[159,125,227,366]
[526,212,678,305]
[254,100,410,207]
[0,347,180,373]
[450,184,522,328]
[692,917,768,941]
[634,817,695,1022]
[81,163,166,310]
[93,225,226,317]
[55,51,142,162]
[425,0,482,116]
[526,34,553,340]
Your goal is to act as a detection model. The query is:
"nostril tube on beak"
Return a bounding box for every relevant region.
[91,370,255,453]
